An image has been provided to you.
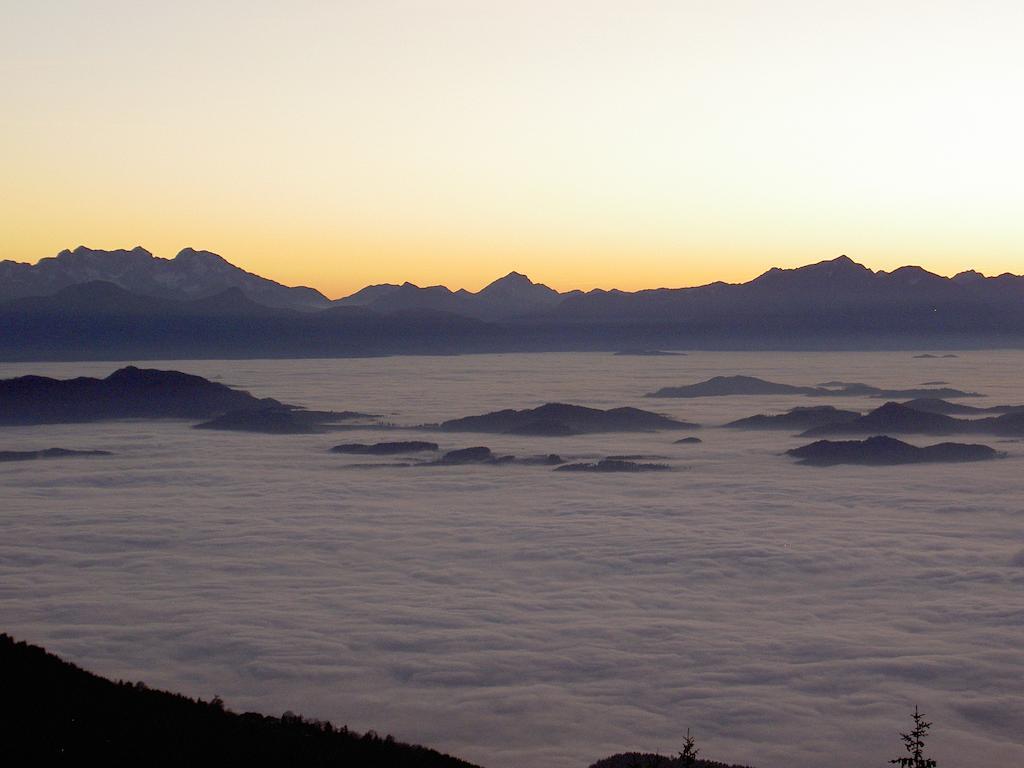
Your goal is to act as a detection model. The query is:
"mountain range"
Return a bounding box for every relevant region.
[3,246,1024,359]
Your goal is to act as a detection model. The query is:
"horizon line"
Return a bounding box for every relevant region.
[5,245,1014,300]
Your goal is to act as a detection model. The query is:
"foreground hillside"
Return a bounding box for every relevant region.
[0,633,481,767]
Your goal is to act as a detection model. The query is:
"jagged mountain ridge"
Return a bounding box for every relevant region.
[549,255,1024,322]
[0,246,331,311]
[334,270,573,320]
[7,247,1024,323]
[5,250,1024,358]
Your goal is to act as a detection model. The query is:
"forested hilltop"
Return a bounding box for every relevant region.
[0,633,481,767]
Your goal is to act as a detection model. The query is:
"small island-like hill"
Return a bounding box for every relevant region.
[0,447,112,463]
[724,405,860,430]
[0,367,282,425]
[787,435,999,466]
[800,402,966,437]
[646,375,980,399]
[555,458,672,472]
[439,402,697,435]
[330,441,439,455]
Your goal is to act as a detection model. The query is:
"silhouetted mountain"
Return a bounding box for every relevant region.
[0,448,112,462]
[440,403,697,435]
[518,453,566,465]
[7,252,1024,358]
[330,441,439,455]
[674,436,703,444]
[0,246,329,310]
[975,411,1024,436]
[725,406,861,430]
[556,459,672,472]
[647,376,979,399]
[0,366,283,425]
[899,398,1024,416]
[798,401,1024,438]
[648,376,821,398]
[4,280,293,318]
[550,255,1024,339]
[334,283,403,305]
[808,382,981,399]
[787,435,999,466]
[433,446,513,465]
[802,402,968,436]
[334,271,567,320]
[0,633,481,768]
[0,286,500,360]
[588,751,755,768]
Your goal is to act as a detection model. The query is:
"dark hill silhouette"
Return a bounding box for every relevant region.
[0,366,283,425]
[809,382,980,398]
[802,402,1024,438]
[334,271,567,320]
[0,447,112,462]
[433,447,514,465]
[330,441,439,455]
[899,398,1024,416]
[975,411,1024,436]
[555,459,672,472]
[647,375,820,398]
[440,403,697,435]
[787,435,999,466]
[0,290,499,360]
[647,375,979,399]
[551,255,1024,330]
[3,281,294,318]
[0,633,480,768]
[589,751,754,768]
[724,406,860,430]
[802,402,968,436]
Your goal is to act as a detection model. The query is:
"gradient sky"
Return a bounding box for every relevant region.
[3,1,1022,297]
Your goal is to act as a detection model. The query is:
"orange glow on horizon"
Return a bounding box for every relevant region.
[2,2,1022,298]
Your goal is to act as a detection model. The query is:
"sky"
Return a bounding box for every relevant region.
[2,1,1023,298]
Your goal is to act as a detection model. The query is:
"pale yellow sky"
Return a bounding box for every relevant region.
[2,1,1022,298]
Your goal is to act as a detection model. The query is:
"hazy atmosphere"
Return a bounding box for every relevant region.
[4,1,1024,294]
[3,3,1023,767]
[4,352,1024,767]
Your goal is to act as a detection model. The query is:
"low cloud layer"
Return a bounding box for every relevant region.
[2,351,1023,767]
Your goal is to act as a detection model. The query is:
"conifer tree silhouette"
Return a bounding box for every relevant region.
[890,706,937,768]
[678,728,699,768]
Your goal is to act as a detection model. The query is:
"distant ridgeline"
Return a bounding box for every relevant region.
[0,633,481,767]
[3,247,1024,359]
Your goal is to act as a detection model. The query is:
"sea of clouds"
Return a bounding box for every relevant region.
[1,351,1022,767]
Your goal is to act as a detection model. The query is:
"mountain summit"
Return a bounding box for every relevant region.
[0,246,330,311]
[334,270,566,320]
[5,249,1024,359]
